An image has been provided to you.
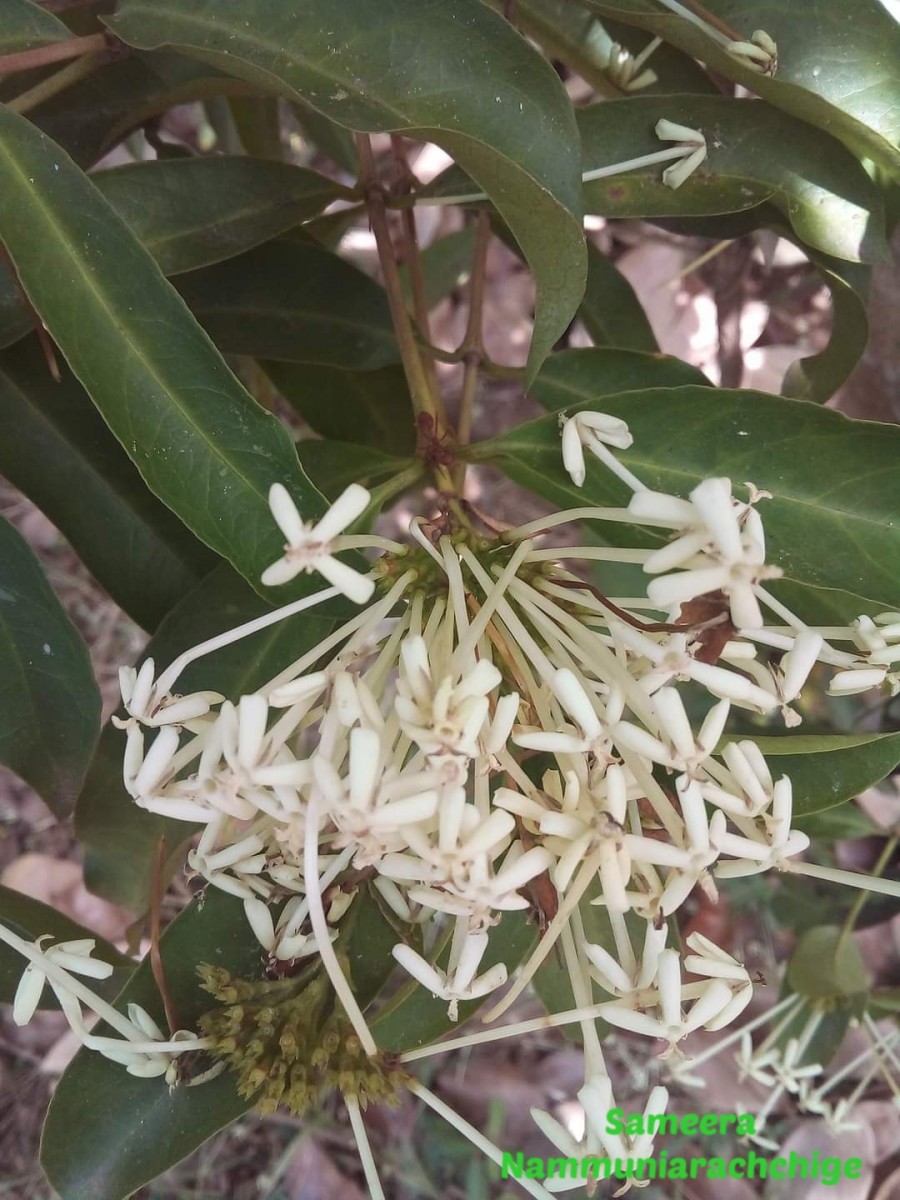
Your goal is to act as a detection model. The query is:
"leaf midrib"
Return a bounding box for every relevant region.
[0,125,281,520]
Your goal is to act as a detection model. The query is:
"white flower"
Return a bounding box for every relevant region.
[261,482,374,603]
[114,657,222,728]
[560,410,633,488]
[726,29,777,74]
[392,933,508,1020]
[655,118,707,188]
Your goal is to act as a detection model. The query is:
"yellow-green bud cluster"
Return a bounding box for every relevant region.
[197,964,409,1115]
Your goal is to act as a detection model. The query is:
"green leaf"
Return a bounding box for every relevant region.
[30,51,258,168]
[473,384,900,614]
[106,0,587,381]
[290,103,358,174]
[487,0,717,97]
[583,0,900,176]
[578,96,887,264]
[372,912,536,1053]
[262,362,415,454]
[41,891,265,1200]
[579,242,659,352]
[399,226,478,312]
[0,885,133,1009]
[0,337,217,631]
[744,732,900,817]
[782,252,870,405]
[227,95,282,159]
[175,240,399,369]
[0,105,324,598]
[0,157,348,351]
[530,347,708,411]
[0,0,70,55]
[94,156,349,276]
[77,564,338,914]
[297,440,417,499]
[787,925,869,1000]
[0,515,100,818]
[792,803,880,841]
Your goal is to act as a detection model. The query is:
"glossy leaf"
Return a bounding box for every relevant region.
[94,157,348,275]
[0,158,348,350]
[782,252,870,405]
[530,347,708,411]
[297,441,417,499]
[0,516,100,817]
[745,732,900,817]
[579,242,659,352]
[583,0,900,175]
[0,337,216,631]
[41,890,265,1200]
[262,362,415,454]
[176,240,399,369]
[578,96,887,264]
[107,0,587,381]
[0,884,133,1008]
[400,226,478,311]
[0,0,70,55]
[289,103,358,174]
[0,105,324,597]
[29,51,258,168]
[473,384,900,614]
[487,0,717,96]
[77,565,338,914]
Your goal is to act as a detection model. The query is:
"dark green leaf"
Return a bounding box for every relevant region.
[30,51,258,168]
[290,103,358,174]
[41,891,265,1200]
[583,0,900,175]
[94,156,349,276]
[0,0,71,55]
[77,565,338,914]
[0,884,133,1009]
[227,95,282,159]
[745,732,900,817]
[297,440,417,499]
[579,242,659,352]
[400,226,478,311]
[176,240,399,369]
[530,347,708,411]
[473,384,900,614]
[263,362,415,453]
[107,0,587,381]
[0,157,348,351]
[0,516,100,818]
[793,803,880,841]
[487,0,717,96]
[0,105,324,598]
[787,925,869,1000]
[0,337,216,631]
[578,96,887,264]
[782,252,870,405]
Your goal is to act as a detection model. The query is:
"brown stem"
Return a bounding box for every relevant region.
[549,575,726,636]
[0,31,109,78]
[356,134,455,493]
[389,135,442,402]
[417,337,524,380]
[456,211,492,450]
[149,836,180,1036]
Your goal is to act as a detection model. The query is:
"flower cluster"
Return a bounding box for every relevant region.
[3,409,898,1199]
